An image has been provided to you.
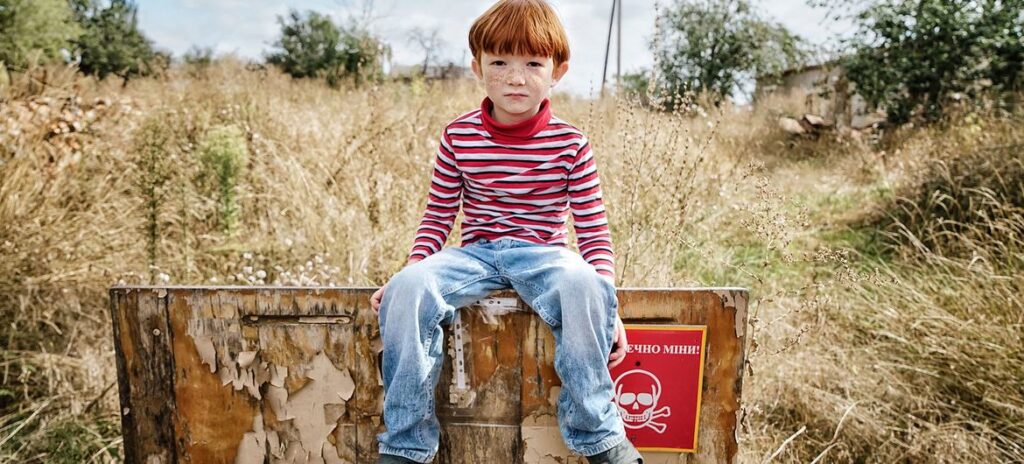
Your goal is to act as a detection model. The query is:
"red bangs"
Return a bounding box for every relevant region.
[469,0,570,65]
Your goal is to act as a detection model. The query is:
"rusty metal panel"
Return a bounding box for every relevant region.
[109,286,747,464]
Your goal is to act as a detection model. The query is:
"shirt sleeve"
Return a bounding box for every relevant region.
[408,129,463,263]
[568,137,616,282]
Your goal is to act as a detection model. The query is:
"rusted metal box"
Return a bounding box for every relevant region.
[108,287,747,463]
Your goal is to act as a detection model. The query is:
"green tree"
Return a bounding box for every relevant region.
[0,0,81,71]
[620,70,655,106]
[652,0,806,107]
[70,0,163,81]
[266,9,390,87]
[182,45,214,77]
[182,45,214,67]
[837,0,1024,123]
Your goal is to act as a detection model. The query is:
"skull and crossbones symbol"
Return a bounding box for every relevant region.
[613,369,671,433]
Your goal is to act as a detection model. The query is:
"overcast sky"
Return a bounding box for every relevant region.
[138,0,856,97]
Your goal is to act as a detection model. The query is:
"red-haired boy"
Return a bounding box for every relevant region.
[371,1,642,462]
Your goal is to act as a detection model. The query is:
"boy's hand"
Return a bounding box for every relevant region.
[371,283,387,313]
[371,258,422,313]
[607,317,628,369]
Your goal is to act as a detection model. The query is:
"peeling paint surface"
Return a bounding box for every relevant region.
[471,296,525,325]
[235,413,266,464]
[110,287,747,464]
[733,292,748,338]
[522,414,576,463]
[270,351,354,462]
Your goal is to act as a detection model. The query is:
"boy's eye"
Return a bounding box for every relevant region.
[491,60,505,66]
[528,62,543,67]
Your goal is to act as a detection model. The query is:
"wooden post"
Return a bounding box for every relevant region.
[109,286,748,463]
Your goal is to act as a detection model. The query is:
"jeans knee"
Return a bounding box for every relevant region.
[380,266,443,331]
[556,265,606,301]
[557,266,584,287]
[389,263,430,292]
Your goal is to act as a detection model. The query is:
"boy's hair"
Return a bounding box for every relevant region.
[468,0,570,66]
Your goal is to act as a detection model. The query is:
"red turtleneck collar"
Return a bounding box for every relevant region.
[479,97,552,140]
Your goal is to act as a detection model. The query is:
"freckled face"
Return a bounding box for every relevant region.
[472,52,569,125]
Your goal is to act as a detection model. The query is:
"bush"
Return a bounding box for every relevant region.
[195,125,248,234]
[133,114,175,268]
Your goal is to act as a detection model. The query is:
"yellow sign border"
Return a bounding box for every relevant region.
[621,324,709,454]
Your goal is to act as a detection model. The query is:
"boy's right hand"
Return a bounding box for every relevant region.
[372,257,423,313]
[371,283,387,313]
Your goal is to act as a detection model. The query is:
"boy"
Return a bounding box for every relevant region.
[370,1,642,462]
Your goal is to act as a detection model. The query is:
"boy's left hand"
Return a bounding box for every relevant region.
[607,317,628,370]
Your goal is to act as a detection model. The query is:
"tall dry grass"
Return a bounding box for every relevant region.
[739,111,1024,462]
[1,60,1021,462]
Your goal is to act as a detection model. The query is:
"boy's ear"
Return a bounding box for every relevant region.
[552,61,569,86]
[471,59,483,80]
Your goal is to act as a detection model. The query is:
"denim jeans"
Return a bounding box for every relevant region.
[376,237,626,463]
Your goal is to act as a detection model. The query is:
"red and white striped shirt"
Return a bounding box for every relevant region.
[409,97,616,280]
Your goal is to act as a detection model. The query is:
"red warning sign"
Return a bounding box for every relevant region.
[610,325,707,452]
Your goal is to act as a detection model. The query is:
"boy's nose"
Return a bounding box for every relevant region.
[506,69,526,85]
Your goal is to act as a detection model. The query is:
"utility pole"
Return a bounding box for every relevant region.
[616,0,622,92]
[601,0,616,98]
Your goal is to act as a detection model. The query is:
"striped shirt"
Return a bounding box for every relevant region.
[409,97,616,280]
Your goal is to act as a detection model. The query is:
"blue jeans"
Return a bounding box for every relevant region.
[376,237,626,462]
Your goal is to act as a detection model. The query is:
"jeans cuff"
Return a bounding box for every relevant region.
[571,431,627,457]
[378,444,432,463]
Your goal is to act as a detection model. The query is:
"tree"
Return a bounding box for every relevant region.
[620,70,655,106]
[407,27,445,75]
[0,0,81,71]
[181,45,214,77]
[266,9,390,87]
[182,46,214,67]
[70,0,163,80]
[651,0,806,107]
[336,21,390,85]
[834,0,1024,123]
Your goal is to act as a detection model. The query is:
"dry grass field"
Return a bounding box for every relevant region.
[1,60,1021,462]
